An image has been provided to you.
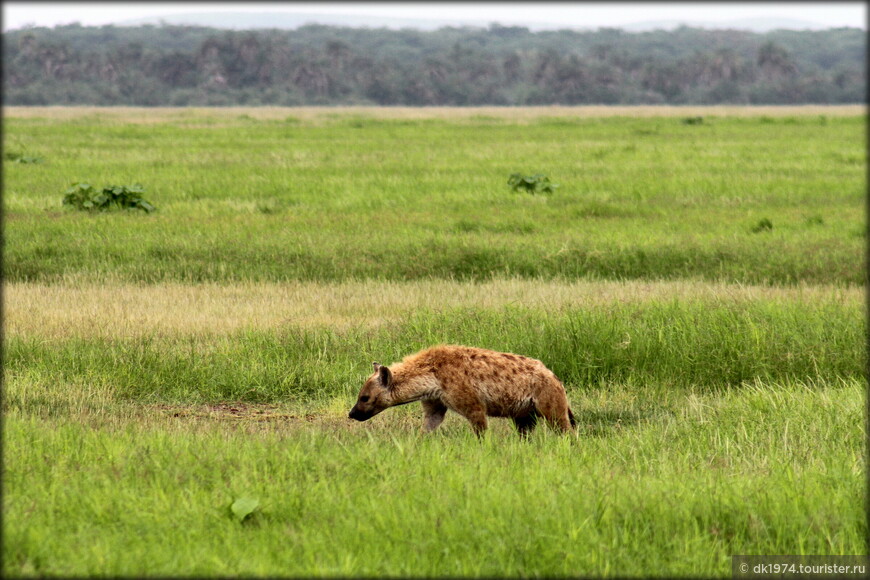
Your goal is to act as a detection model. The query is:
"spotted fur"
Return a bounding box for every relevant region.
[348,345,576,435]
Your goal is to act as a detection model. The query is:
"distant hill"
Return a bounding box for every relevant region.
[118,11,492,31]
[117,11,841,33]
[3,22,864,106]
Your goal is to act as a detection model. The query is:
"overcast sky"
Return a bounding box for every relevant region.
[3,2,866,31]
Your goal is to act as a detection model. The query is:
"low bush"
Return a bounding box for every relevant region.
[508,173,558,195]
[62,183,155,213]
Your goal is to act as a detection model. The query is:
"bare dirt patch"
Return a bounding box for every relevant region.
[153,402,313,422]
[149,402,371,432]
[146,401,505,434]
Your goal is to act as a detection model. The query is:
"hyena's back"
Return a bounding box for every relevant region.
[405,345,571,423]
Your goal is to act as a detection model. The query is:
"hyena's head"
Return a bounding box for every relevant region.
[348,362,393,421]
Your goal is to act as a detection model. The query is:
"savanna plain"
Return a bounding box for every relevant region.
[2,105,866,577]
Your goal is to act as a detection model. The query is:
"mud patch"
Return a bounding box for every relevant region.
[153,402,316,423]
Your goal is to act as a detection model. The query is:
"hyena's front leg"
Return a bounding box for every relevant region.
[536,391,575,434]
[421,399,448,432]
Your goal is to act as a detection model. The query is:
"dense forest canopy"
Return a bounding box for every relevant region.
[2,22,865,106]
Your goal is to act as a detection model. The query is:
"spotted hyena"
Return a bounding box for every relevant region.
[348,345,575,435]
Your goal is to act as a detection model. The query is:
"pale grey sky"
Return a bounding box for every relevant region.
[3,2,866,31]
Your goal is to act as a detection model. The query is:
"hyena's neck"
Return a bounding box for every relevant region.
[388,367,440,406]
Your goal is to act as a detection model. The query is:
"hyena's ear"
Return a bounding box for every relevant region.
[378,365,393,388]
[372,361,380,373]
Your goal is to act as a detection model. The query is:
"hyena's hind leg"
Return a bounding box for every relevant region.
[442,393,488,436]
[421,399,448,433]
[512,409,539,437]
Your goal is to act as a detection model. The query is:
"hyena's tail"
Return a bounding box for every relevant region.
[568,407,576,428]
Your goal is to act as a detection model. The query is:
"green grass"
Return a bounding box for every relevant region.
[3,111,865,285]
[2,107,866,577]
[6,299,864,407]
[4,291,865,576]
[3,379,864,576]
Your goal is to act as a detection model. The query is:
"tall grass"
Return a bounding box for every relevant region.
[7,278,859,338]
[6,296,863,410]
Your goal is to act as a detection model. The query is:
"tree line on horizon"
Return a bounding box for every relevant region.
[2,22,865,106]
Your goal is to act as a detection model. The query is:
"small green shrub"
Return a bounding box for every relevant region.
[751,218,774,233]
[682,116,704,125]
[5,151,43,164]
[508,173,558,195]
[62,183,156,213]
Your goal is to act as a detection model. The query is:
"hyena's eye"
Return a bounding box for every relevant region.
[359,396,370,403]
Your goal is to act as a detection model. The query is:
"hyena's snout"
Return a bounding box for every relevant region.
[348,406,373,421]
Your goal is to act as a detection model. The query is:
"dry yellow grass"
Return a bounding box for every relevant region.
[5,278,860,340]
[3,105,865,125]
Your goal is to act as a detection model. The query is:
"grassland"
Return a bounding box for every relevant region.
[4,106,865,285]
[2,106,866,577]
